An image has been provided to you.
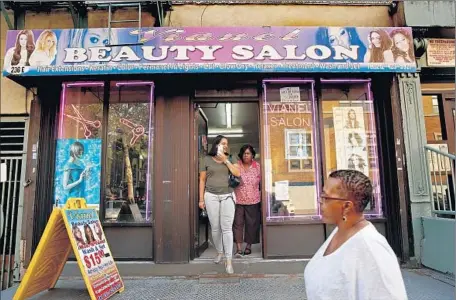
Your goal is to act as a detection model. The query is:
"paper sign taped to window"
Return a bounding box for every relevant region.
[280,87,300,102]
[274,180,289,201]
[0,163,6,182]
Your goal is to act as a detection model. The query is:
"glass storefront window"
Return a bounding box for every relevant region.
[54,81,154,223]
[263,80,321,220]
[263,79,383,221]
[320,80,382,216]
[54,82,105,210]
[104,82,154,223]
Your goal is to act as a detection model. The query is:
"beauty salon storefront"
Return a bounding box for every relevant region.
[3,26,416,263]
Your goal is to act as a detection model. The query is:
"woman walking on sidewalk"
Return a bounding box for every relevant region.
[199,135,240,274]
[233,144,261,257]
[304,170,407,300]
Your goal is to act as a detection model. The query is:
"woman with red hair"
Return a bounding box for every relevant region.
[4,30,35,70]
[390,29,414,63]
[364,29,394,63]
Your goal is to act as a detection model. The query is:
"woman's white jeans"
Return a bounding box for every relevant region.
[204,192,235,259]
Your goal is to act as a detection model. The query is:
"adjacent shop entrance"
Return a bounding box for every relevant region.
[190,101,261,260]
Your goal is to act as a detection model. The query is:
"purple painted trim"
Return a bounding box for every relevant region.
[366,81,381,216]
[262,79,315,84]
[116,81,155,87]
[319,79,382,216]
[145,83,155,221]
[58,84,66,138]
[367,82,373,101]
[262,82,271,218]
[266,213,383,220]
[320,78,372,83]
[262,79,319,218]
[310,82,321,216]
[66,82,105,87]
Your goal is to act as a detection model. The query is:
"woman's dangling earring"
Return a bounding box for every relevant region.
[342,215,347,222]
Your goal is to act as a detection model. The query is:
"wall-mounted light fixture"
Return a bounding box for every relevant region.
[226,103,232,128]
[208,134,244,138]
[208,128,243,134]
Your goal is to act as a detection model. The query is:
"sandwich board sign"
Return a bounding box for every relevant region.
[14,198,124,300]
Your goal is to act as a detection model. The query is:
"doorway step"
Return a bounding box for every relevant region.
[60,258,308,278]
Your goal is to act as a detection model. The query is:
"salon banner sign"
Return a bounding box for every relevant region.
[3,27,416,76]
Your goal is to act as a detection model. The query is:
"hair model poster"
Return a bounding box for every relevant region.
[54,138,102,208]
[333,107,369,176]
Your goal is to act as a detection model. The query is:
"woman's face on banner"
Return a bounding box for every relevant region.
[19,34,27,47]
[370,32,382,48]
[393,33,409,53]
[327,27,350,48]
[83,30,109,48]
[348,110,356,120]
[45,36,55,50]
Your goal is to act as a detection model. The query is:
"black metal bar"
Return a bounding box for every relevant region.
[31,84,60,255]
[68,2,79,28]
[14,7,25,30]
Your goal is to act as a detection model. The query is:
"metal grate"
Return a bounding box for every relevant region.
[0,121,26,156]
[424,145,456,218]
[0,119,27,290]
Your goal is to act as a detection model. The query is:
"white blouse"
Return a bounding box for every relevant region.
[29,50,55,66]
[304,223,408,300]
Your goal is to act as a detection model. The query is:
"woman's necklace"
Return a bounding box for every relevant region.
[351,218,366,227]
[339,218,367,236]
[241,161,252,172]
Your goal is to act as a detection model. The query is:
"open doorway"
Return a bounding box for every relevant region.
[192,102,262,260]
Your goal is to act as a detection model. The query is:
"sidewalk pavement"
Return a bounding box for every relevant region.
[1,269,454,300]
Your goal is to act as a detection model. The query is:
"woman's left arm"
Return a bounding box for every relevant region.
[225,160,240,177]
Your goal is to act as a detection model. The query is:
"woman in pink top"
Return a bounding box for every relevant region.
[233,144,261,257]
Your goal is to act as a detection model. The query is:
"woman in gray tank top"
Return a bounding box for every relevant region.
[199,135,240,274]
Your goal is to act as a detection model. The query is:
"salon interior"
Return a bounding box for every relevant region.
[195,101,262,259]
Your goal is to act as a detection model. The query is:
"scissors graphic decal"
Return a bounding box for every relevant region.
[119,118,145,146]
[64,105,101,138]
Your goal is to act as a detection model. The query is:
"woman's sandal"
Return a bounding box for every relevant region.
[243,247,252,255]
[235,250,243,258]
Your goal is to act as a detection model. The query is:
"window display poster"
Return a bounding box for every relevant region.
[274,180,290,201]
[333,107,369,176]
[54,138,102,208]
[265,159,273,193]
[280,87,301,102]
[64,208,124,299]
